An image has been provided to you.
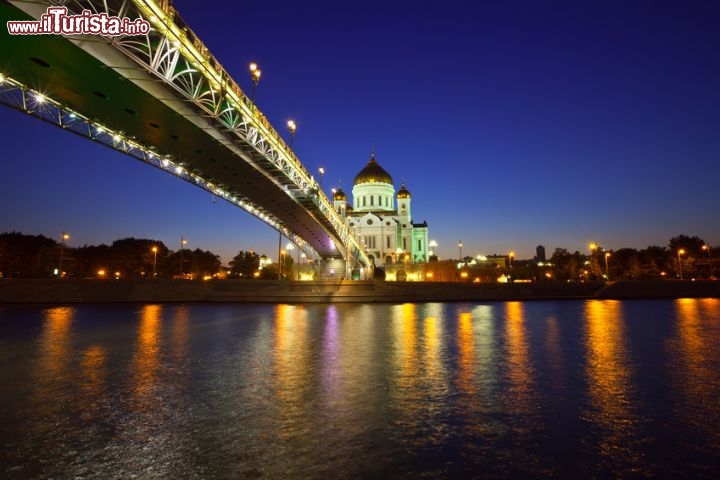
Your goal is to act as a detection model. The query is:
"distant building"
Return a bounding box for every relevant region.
[333,152,429,267]
[536,245,546,262]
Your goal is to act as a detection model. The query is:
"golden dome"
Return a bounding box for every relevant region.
[397,183,411,199]
[333,188,347,201]
[353,153,393,185]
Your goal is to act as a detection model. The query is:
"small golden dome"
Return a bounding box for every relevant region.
[353,153,393,185]
[397,183,411,199]
[333,188,347,201]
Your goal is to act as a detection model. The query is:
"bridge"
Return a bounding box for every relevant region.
[0,0,372,278]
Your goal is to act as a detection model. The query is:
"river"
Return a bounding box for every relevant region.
[1,299,719,478]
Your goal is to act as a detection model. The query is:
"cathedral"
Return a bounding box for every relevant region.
[332,153,429,268]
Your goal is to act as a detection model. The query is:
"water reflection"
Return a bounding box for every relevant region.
[505,301,532,414]
[273,304,310,436]
[422,311,446,396]
[19,307,75,472]
[131,304,162,411]
[457,311,475,396]
[78,345,107,421]
[321,305,340,400]
[583,300,639,472]
[4,301,720,478]
[669,298,720,444]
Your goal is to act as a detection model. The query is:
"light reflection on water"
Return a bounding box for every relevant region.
[1,299,720,478]
[582,300,643,475]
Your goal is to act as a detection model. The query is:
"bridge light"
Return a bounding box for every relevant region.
[287,120,296,146]
[162,159,170,167]
[35,93,46,104]
[249,62,261,102]
[0,73,5,83]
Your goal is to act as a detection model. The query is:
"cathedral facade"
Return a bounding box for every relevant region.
[333,153,429,268]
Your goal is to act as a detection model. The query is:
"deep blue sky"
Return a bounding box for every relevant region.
[2,0,719,262]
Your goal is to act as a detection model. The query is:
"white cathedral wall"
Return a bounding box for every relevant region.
[351,182,395,212]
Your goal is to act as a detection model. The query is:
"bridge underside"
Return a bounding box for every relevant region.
[0,2,348,260]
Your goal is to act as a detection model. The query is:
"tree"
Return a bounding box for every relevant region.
[0,232,58,277]
[637,245,671,278]
[229,250,260,278]
[669,235,706,256]
[550,248,584,282]
[612,248,639,279]
[187,249,221,278]
[108,237,167,278]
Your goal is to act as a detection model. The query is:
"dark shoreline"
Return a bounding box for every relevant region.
[1,279,718,304]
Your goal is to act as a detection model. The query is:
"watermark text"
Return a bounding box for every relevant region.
[7,7,150,36]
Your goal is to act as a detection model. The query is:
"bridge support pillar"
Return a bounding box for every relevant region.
[317,258,346,280]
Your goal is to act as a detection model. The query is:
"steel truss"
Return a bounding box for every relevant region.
[0,74,319,260]
[7,0,370,268]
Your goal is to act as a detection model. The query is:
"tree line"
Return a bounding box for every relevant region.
[0,231,714,281]
[0,232,290,279]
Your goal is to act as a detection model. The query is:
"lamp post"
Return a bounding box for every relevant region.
[458,241,463,262]
[508,251,514,280]
[318,167,325,191]
[152,246,158,278]
[58,230,70,277]
[280,248,286,279]
[677,249,685,280]
[180,236,188,276]
[277,232,282,280]
[286,243,296,281]
[604,252,611,280]
[287,120,296,147]
[589,242,598,279]
[702,244,711,278]
[249,62,261,103]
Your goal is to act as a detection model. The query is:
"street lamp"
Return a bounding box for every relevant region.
[702,244,711,278]
[604,252,611,279]
[589,242,598,278]
[180,236,188,276]
[280,248,286,279]
[287,120,296,147]
[249,62,261,103]
[508,251,515,280]
[429,240,438,259]
[318,167,325,191]
[458,241,463,261]
[58,230,70,277]
[677,248,685,280]
[152,246,158,278]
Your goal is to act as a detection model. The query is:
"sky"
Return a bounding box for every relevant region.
[2,0,719,263]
